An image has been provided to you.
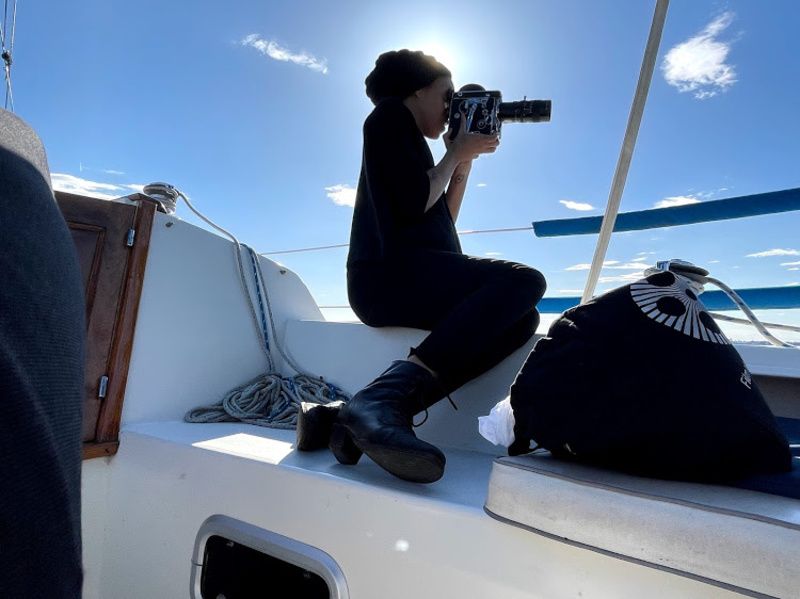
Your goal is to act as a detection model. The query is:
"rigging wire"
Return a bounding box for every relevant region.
[2,0,7,46]
[1,0,17,111]
[259,225,534,256]
[9,0,15,49]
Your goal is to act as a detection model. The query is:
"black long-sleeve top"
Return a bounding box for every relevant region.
[347,97,461,267]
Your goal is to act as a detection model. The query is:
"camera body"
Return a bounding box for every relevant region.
[447,87,551,140]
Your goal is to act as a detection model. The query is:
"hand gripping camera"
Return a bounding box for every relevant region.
[448,84,551,140]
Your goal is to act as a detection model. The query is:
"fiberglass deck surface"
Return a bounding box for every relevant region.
[122,421,499,509]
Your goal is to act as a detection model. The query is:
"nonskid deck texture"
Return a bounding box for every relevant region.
[90,420,760,599]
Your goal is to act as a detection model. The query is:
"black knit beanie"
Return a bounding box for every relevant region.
[365,49,451,105]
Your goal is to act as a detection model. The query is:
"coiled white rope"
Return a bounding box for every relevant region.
[145,183,351,428]
[185,373,348,429]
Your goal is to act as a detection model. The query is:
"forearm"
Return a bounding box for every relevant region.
[445,162,472,222]
[425,149,461,212]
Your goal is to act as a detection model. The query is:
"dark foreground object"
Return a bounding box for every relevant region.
[0,111,85,595]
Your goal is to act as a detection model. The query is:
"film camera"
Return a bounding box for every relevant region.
[447,84,551,140]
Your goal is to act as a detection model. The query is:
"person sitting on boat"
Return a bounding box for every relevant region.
[328,49,546,483]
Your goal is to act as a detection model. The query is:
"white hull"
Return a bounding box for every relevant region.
[81,212,799,598]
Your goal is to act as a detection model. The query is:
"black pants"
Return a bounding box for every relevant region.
[0,111,85,597]
[348,250,546,392]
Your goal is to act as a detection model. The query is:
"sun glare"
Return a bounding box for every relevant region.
[412,41,460,78]
[408,39,485,88]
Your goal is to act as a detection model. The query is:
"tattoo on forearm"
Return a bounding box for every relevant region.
[454,173,465,185]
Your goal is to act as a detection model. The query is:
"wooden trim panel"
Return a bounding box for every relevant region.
[56,192,157,459]
[94,197,156,446]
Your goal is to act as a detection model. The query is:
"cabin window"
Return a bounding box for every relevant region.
[192,516,349,599]
[201,535,330,598]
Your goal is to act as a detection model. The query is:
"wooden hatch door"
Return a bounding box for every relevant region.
[56,192,157,459]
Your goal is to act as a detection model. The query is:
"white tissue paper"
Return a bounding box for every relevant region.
[478,396,516,447]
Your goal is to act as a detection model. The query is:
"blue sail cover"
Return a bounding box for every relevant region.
[539,286,800,314]
[534,188,800,238]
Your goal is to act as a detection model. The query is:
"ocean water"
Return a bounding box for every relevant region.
[321,307,800,346]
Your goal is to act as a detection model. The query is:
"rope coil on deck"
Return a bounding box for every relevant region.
[184,373,348,429]
[160,185,350,429]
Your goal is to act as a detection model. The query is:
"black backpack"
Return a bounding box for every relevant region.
[509,269,792,481]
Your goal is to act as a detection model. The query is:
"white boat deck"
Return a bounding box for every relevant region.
[125,420,497,509]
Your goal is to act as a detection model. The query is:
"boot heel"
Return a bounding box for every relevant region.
[329,423,363,465]
[296,401,344,451]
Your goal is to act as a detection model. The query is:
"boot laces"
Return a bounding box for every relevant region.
[412,392,457,428]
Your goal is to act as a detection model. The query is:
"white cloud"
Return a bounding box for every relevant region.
[476,183,487,188]
[599,272,646,284]
[485,251,503,257]
[708,259,720,264]
[325,184,356,207]
[559,199,595,211]
[79,163,125,176]
[788,269,800,272]
[565,261,609,271]
[51,173,149,201]
[746,249,800,258]
[565,260,647,272]
[781,261,800,266]
[51,173,125,200]
[661,12,737,100]
[556,289,583,295]
[241,34,328,74]
[654,195,701,208]
[631,257,648,262]
[637,251,656,256]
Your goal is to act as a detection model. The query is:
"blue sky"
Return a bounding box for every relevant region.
[10,1,800,339]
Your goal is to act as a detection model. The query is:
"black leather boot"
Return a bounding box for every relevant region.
[329,360,447,483]
[296,375,450,453]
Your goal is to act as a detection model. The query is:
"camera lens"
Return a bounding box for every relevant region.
[497,100,551,123]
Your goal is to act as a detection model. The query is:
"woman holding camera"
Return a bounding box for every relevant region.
[328,49,546,483]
